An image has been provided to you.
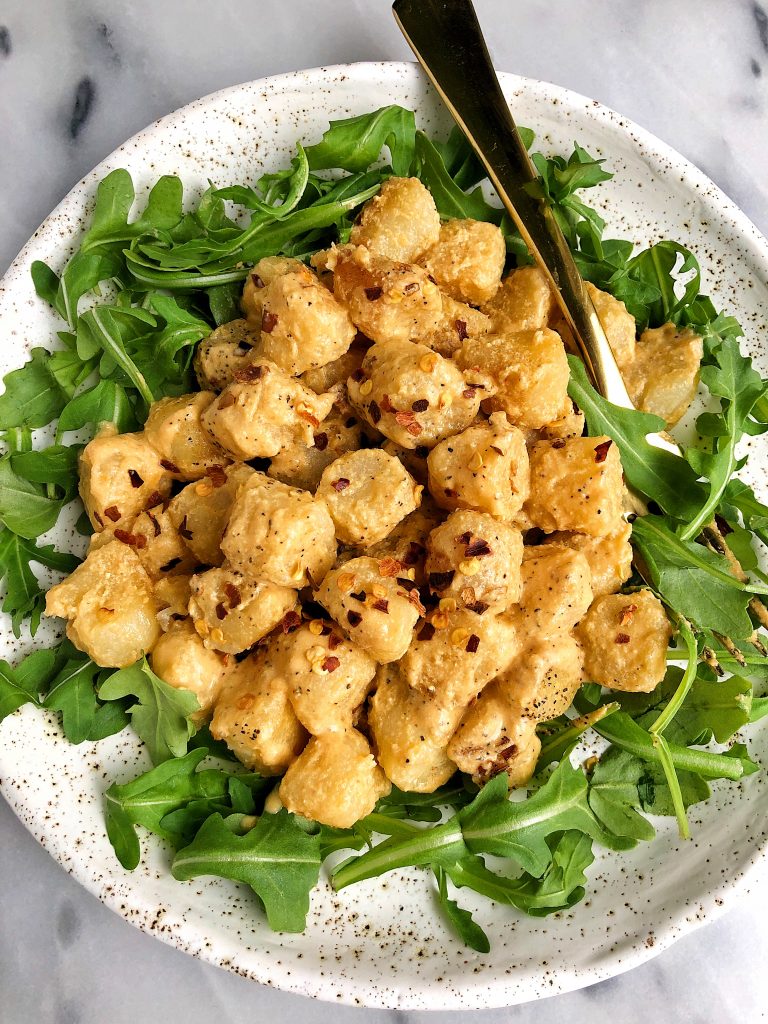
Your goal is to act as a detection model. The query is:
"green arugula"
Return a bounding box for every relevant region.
[172,810,322,933]
[99,658,199,764]
[305,105,416,176]
[0,529,79,636]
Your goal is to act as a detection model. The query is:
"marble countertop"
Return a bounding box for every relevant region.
[1,0,767,1020]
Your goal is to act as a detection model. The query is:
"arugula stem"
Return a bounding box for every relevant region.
[595,719,746,780]
[650,618,698,737]
[653,733,690,839]
[536,702,620,769]
[331,819,465,890]
[362,812,422,838]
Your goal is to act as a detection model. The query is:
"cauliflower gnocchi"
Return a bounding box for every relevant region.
[201,360,334,460]
[47,175,685,832]
[456,326,570,429]
[349,176,440,262]
[427,413,529,520]
[347,338,490,448]
[425,509,523,611]
[316,448,421,546]
[420,218,506,305]
[221,472,336,587]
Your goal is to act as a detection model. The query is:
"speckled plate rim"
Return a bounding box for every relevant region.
[0,61,767,1010]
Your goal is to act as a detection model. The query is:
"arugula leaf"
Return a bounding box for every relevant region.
[333,758,632,892]
[306,105,416,176]
[43,655,108,744]
[631,516,757,637]
[172,810,322,932]
[412,131,502,222]
[433,866,490,953]
[682,336,768,541]
[594,711,756,780]
[0,529,80,636]
[0,457,65,539]
[56,378,137,439]
[567,356,704,519]
[0,348,73,429]
[75,306,156,406]
[588,748,656,842]
[104,749,231,869]
[0,648,58,723]
[446,831,594,917]
[99,658,199,764]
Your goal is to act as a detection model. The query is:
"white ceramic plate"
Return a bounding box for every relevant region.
[0,62,766,1011]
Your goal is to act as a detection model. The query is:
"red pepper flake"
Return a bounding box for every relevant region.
[365,286,383,301]
[218,391,236,409]
[251,273,264,288]
[455,319,468,341]
[444,487,458,498]
[457,531,472,545]
[313,432,329,451]
[347,610,362,627]
[369,400,382,424]
[146,511,161,537]
[411,399,429,413]
[297,407,320,428]
[380,394,395,414]
[206,465,227,488]
[467,600,489,615]
[114,528,147,550]
[428,570,455,591]
[465,634,480,653]
[408,589,426,615]
[215,602,228,620]
[594,440,613,463]
[281,610,302,633]
[145,490,164,509]
[328,633,343,651]
[402,281,419,295]
[160,557,182,572]
[128,469,144,488]
[403,541,425,565]
[378,557,402,578]
[332,477,350,492]
[406,420,423,437]
[321,656,341,673]
[224,582,241,608]
[372,598,389,613]
[261,309,279,333]
[619,603,638,627]
[615,632,631,644]
[178,516,193,541]
[351,368,366,383]
[395,409,415,426]
[490,445,504,456]
[464,538,492,558]
[350,590,366,603]
[462,387,477,399]
[417,621,436,642]
[104,505,121,523]
[234,364,264,383]
[93,511,104,527]
[552,439,566,450]
[160,459,180,474]
[396,576,418,592]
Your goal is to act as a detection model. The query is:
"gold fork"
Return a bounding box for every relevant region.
[392,0,680,458]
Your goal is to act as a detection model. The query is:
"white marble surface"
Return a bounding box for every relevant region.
[1,0,767,1019]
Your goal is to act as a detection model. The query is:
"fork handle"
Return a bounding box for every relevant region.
[393,0,635,408]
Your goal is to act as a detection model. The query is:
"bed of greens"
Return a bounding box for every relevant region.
[0,105,767,952]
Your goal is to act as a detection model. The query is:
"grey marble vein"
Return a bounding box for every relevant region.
[1,0,767,1020]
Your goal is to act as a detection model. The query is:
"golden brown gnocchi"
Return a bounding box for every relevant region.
[188,567,297,654]
[420,218,506,305]
[349,176,440,262]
